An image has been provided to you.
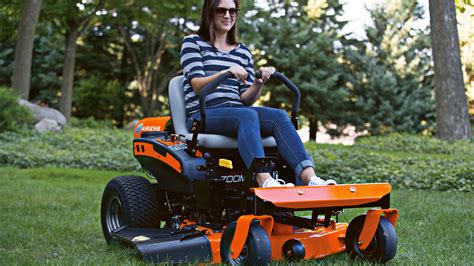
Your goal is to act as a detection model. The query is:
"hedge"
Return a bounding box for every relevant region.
[0,129,471,192]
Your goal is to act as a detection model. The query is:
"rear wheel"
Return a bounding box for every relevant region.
[100,175,166,243]
[220,220,271,265]
[345,215,397,263]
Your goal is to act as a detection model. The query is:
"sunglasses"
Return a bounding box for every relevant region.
[215,7,239,17]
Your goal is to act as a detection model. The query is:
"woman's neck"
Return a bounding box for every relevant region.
[213,31,229,47]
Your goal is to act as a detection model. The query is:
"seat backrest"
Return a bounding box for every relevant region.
[168,75,191,135]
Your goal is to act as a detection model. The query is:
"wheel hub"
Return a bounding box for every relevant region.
[106,196,124,233]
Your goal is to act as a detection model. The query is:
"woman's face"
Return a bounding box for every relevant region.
[213,0,237,35]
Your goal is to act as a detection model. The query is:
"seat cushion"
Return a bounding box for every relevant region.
[168,75,277,149]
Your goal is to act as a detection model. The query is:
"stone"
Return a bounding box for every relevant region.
[35,118,62,133]
[18,99,67,125]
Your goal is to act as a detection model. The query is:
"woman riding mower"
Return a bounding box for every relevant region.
[180,0,336,188]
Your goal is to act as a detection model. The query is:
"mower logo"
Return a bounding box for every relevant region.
[136,123,143,134]
[136,123,161,134]
[142,126,161,132]
[221,175,245,183]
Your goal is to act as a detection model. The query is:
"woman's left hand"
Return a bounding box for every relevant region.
[256,66,276,84]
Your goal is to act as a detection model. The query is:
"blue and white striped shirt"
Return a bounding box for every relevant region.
[180,34,255,117]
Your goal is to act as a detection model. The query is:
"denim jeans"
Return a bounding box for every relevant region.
[187,104,314,183]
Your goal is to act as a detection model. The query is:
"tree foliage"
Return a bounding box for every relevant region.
[343,0,435,135]
[1,0,465,137]
[243,0,350,140]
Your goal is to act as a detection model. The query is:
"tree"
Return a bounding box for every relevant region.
[42,0,104,120]
[110,0,200,117]
[11,0,42,100]
[343,0,435,136]
[244,0,350,141]
[429,0,472,140]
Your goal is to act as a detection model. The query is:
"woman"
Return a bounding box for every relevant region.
[180,0,336,187]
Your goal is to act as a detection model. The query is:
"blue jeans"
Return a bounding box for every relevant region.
[186,104,314,183]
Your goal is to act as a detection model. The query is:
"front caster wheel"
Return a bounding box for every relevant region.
[220,220,271,265]
[345,215,398,263]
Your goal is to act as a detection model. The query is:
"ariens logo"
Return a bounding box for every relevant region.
[142,126,161,132]
[136,123,161,134]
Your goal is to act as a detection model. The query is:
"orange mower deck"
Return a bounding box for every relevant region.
[111,183,398,264]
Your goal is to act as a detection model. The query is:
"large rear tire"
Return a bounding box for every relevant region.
[345,215,398,263]
[100,175,165,243]
[220,220,272,265]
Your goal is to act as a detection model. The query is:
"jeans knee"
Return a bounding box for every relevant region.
[269,109,290,124]
[239,109,259,124]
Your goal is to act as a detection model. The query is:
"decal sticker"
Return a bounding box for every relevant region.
[142,125,161,132]
[221,175,245,183]
[136,123,143,134]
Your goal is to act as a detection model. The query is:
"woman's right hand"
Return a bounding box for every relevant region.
[226,66,248,85]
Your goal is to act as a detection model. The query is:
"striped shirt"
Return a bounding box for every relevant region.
[180,34,255,117]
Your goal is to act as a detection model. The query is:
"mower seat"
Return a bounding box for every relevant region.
[169,75,277,149]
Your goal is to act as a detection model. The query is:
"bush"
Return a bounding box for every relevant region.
[68,117,115,129]
[0,127,139,171]
[0,87,32,132]
[354,133,474,156]
[73,76,123,121]
[0,128,471,192]
[306,134,473,192]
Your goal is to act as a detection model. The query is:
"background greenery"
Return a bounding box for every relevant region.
[2,0,472,138]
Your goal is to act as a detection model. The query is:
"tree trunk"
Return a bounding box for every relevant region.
[11,0,42,100]
[309,116,318,142]
[59,31,79,120]
[429,0,472,140]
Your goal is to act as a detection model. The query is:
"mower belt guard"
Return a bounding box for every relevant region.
[251,183,391,209]
[112,227,212,263]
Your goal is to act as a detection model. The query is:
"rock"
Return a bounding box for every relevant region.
[18,99,67,125]
[35,118,62,133]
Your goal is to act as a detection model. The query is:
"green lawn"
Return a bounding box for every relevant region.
[0,167,472,265]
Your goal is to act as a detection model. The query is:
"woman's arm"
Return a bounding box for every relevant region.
[190,70,229,95]
[240,80,263,105]
[240,66,275,105]
[191,66,249,94]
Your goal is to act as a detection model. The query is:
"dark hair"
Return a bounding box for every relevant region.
[197,0,239,45]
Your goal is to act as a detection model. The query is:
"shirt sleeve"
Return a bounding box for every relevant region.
[239,51,255,95]
[180,36,205,81]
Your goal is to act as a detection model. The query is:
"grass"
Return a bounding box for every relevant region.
[0,167,472,265]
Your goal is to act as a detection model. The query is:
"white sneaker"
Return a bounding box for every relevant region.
[308,176,337,186]
[262,177,295,188]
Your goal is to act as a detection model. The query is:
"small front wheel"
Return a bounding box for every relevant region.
[220,220,272,265]
[345,215,398,263]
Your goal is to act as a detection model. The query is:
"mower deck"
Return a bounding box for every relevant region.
[252,183,391,209]
[112,184,393,264]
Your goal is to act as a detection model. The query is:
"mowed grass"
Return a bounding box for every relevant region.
[0,167,473,265]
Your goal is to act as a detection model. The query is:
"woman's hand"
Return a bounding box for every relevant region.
[227,65,248,85]
[256,66,276,84]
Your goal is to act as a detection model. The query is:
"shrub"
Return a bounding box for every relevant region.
[0,127,139,171]
[355,133,474,156]
[0,128,471,192]
[68,117,115,129]
[306,134,473,192]
[0,87,33,132]
[73,76,123,121]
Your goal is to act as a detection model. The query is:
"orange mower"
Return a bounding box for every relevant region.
[100,71,399,264]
